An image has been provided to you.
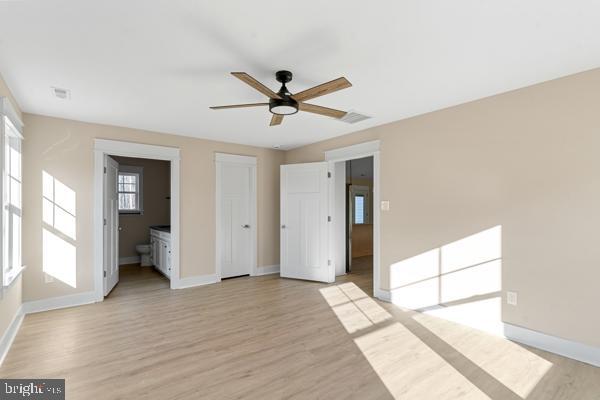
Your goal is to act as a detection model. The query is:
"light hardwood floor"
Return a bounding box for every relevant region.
[1,260,599,399]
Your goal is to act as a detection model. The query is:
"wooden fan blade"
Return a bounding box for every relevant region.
[270,114,284,126]
[291,77,352,102]
[298,103,347,119]
[231,72,282,99]
[209,103,268,110]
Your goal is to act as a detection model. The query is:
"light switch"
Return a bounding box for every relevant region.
[381,200,390,211]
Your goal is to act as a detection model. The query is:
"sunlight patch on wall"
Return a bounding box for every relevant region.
[42,228,76,288]
[42,171,77,287]
[389,226,502,335]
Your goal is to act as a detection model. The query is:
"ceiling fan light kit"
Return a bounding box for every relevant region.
[210,70,354,126]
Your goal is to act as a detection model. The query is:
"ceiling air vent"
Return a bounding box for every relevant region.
[51,87,71,100]
[340,111,371,124]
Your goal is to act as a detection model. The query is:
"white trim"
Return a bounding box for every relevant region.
[0,97,24,134]
[215,152,257,165]
[21,291,98,314]
[119,256,140,265]
[173,274,219,289]
[117,165,144,214]
[94,139,179,160]
[0,305,23,366]
[254,264,280,276]
[375,288,391,302]
[94,139,181,301]
[504,323,600,367]
[325,140,381,162]
[326,140,382,300]
[215,153,258,279]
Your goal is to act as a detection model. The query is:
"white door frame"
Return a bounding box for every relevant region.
[215,153,258,279]
[325,140,382,300]
[93,139,181,300]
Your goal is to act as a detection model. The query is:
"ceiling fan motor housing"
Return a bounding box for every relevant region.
[270,70,298,115]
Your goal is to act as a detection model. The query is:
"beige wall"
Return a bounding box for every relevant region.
[286,68,600,348]
[22,114,285,301]
[0,72,22,341]
[112,156,170,259]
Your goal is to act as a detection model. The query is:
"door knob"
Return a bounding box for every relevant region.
[242,224,250,229]
[118,227,122,231]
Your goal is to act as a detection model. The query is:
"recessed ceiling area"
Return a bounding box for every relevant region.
[0,0,599,149]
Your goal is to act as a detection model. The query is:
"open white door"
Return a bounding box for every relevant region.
[104,155,119,295]
[280,162,333,283]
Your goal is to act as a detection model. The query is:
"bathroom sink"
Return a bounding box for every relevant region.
[150,225,171,233]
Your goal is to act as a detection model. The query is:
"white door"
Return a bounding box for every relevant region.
[103,155,119,295]
[280,162,332,283]
[217,158,255,279]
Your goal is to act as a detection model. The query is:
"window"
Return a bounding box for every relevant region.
[354,195,365,224]
[350,185,370,225]
[118,166,143,214]
[1,98,24,288]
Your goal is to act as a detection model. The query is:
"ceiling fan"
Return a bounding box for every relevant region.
[210,70,352,126]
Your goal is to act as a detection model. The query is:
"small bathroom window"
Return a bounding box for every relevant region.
[118,165,143,214]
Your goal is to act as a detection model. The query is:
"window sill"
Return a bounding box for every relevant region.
[3,265,26,288]
[119,210,144,216]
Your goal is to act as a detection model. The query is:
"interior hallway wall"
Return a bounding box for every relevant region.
[285,67,600,349]
[112,156,170,260]
[22,114,285,302]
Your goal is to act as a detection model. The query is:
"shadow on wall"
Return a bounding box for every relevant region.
[389,225,502,336]
[42,171,77,288]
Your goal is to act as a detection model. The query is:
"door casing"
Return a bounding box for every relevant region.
[93,139,181,300]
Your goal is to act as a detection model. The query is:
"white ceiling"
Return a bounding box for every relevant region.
[1,1,599,149]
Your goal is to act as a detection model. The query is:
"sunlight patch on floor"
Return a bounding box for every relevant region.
[413,312,553,399]
[321,283,491,399]
[355,322,491,399]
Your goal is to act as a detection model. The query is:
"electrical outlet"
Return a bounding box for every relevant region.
[44,273,54,283]
[506,291,518,306]
[381,200,390,211]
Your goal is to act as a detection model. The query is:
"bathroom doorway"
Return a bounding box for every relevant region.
[93,139,181,300]
[110,156,171,293]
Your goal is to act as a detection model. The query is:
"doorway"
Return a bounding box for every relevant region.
[93,139,181,300]
[278,140,382,299]
[345,157,374,292]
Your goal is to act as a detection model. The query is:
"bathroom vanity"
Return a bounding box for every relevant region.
[150,226,171,279]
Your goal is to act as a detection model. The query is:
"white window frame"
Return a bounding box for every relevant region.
[350,185,371,224]
[0,97,25,291]
[117,165,143,214]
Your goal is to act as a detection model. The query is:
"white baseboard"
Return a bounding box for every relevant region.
[374,288,391,302]
[254,264,280,276]
[504,323,600,367]
[173,274,219,289]
[119,256,140,265]
[381,287,600,367]
[0,305,24,366]
[22,291,98,314]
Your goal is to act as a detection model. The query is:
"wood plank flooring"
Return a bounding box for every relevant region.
[1,260,599,399]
